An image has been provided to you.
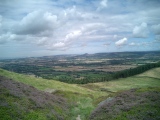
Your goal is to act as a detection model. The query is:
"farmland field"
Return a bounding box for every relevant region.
[0,51,160,84]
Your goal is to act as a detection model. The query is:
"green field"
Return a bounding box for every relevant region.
[0,67,160,119]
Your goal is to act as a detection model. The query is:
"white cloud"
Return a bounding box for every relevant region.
[63,5,88,21]
[65,30,82,42]
[100,0,108,8]
[53,42,65,48]
[132,22,149,38]
[97,0,108,11]
[129,42,136,46]
[115,37,127,46]
[48,42,69,51]
[151,24,160,35]
[48,30,82,50]
[13,11,59,35]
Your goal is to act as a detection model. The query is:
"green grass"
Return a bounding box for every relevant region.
[0,68,105,98]
[138,67,160,79]
[82,68,160,93]
[54,90,95,120]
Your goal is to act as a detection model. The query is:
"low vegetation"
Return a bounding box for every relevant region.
[0,76,69,120]
[90,87,160,120]
[0,68,106,120]
[0,66,160,119]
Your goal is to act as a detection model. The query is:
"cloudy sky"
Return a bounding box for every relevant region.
[0,0,160,58]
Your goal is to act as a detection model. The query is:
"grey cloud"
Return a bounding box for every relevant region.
[13,11,59,35]
[0,30,34,44]
[0,33,13,44]
[0,15,2,27]
[152,24,160,35]
[103,43,110,47]
[113,35,117,40]
[37,37,48,46]
[155,35,160,41]
[80,43,87,47]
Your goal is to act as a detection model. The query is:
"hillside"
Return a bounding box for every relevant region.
[0,76,69,120]
[0,68,106,120]
[87,68,160,120]
[90,87,160,120]
[0,68,160,119]
[81,68,160,93]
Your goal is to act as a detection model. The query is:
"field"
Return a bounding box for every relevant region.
[87,67,160,90]
[54,65,136,72]
[0,51,160,84]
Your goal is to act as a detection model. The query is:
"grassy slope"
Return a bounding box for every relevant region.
[138,67,160,79]
[90,87,160,120]
[0,68,105,98]
[0,68,160,120]
[0,68,106,120]
[82,68,160,93]
[0,76,69,120]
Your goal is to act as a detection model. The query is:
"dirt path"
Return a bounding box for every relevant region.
[76,115,81,120]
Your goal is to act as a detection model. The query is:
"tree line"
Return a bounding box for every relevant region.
[57,61,160,84]
[1,61,160,84]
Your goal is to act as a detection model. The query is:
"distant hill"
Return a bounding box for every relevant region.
[74,51,160,59]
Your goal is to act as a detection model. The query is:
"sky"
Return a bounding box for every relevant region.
[0,0,160,58]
